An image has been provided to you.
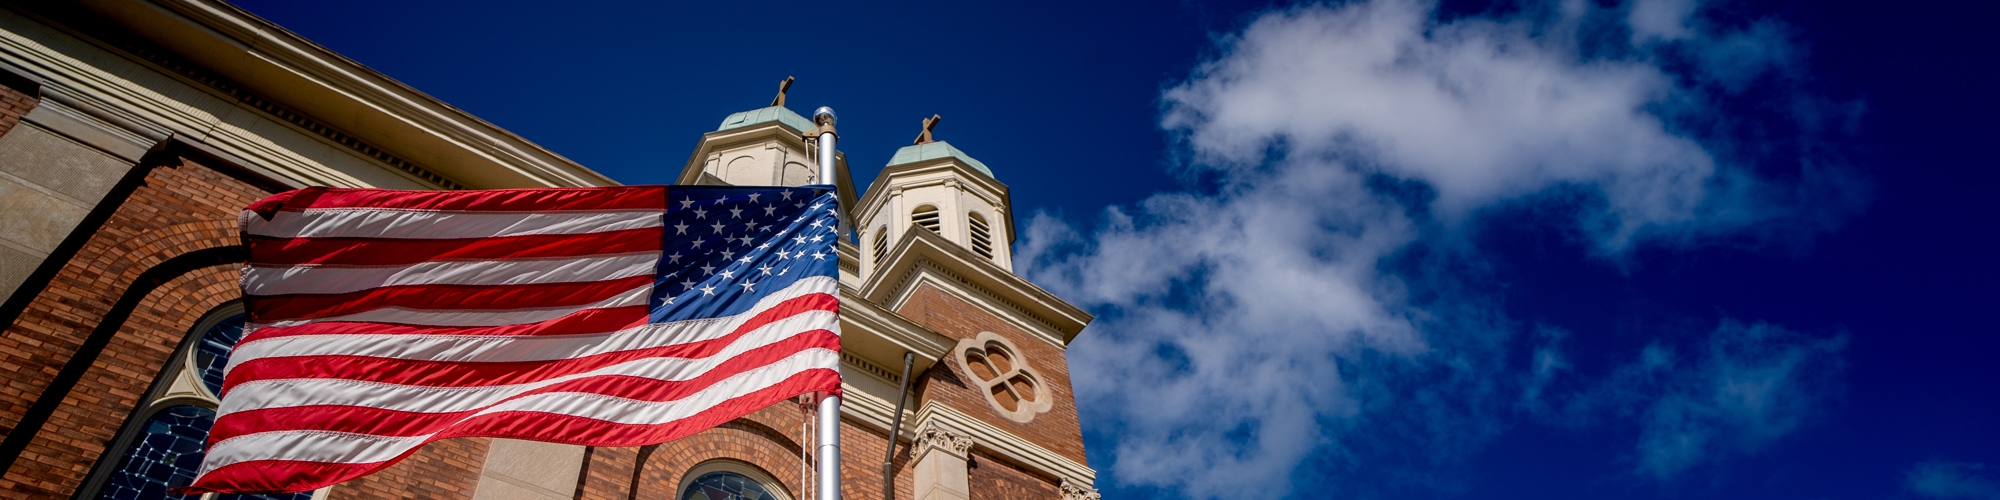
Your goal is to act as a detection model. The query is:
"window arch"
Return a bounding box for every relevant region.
[676,460,792,500]
[910,205,940,234]
[967,212,994,259]
[80,302,316,500]
[872,226,889,268]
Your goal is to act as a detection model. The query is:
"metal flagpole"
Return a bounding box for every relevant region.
[811,106,843,500]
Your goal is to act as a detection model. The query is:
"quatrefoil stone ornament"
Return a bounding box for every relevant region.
[954,332,1053,422]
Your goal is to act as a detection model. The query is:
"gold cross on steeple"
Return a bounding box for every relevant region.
[914,114,942,145]
[770,76,795,107]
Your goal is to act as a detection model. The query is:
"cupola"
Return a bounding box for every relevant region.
[855,115,1015,277]
[675,77,858,212]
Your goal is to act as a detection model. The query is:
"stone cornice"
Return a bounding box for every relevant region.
[52,0,616,189]
[839,285,952,374]
[860,228,1090,347]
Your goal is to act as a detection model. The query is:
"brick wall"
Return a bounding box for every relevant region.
[575,402,920,500]
[0,82,36,139]
[838,415,915,500]
[968,451,1059,500]
[4,263,239,498]
[579,403,809,499]
[898,284,1088,464]
[0,156,268,498]
[330,438,491,500]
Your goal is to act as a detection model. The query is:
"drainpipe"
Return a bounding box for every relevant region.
[883,352,915,500]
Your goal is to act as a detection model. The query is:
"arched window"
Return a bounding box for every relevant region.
[911,205,940,234]
[676,460,792,500]
[81,303,316,500]
[967,212,993,259]
[872,226,889,268]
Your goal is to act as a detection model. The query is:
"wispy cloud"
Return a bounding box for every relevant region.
[1907,461,2000,500]
[1021,0,1863,497]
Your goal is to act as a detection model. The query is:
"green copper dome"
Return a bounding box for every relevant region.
[716,106,818,134]
[885,141,993,179]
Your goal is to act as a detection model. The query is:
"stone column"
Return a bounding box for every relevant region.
[911,421,974,500]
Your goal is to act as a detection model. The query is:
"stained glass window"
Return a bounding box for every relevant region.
[94,307,314,500]
[679,471,776,500]
[192,314,247,396]
[97,406,214,500]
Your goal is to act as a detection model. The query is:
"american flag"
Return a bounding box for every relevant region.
[182,185,842,494]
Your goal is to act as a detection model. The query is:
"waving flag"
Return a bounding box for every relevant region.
[181,185,842,494]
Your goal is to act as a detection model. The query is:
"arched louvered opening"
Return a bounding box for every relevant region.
[968,212,994,259]
[872,226,889,268]
[912,205,941,234]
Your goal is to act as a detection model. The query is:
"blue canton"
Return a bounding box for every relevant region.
[649,186,839,323]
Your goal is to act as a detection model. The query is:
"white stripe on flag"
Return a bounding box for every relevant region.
[242,252,663,296]
[252,285,653,329]
[248,209,662,239]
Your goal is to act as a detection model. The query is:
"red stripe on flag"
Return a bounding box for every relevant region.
[248,228,663,266]
[181,369,838,495]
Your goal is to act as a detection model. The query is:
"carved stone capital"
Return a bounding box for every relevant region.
[1059,479,1101,500]
[913,421,974,462]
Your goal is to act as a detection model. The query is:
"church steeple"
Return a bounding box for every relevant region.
[854,115,1015,277]
[675,78,857,218]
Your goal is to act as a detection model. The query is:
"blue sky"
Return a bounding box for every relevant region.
[231,0,1999,498]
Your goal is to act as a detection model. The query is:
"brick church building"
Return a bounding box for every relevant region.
[0,1,1102,499]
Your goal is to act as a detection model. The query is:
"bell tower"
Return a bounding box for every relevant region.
[674,77,859,211]
[854,115,1015,279]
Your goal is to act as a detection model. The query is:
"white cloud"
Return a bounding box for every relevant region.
[1022,0,1860,497]
[1908,461,2000,500]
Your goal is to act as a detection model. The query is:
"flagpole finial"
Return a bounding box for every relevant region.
[813,106,837,128]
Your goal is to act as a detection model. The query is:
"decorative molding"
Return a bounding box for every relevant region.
[31,9,463,190]
[910,402,1097,488]
[912,420,974,463]
[859,227,1091,346]
[1060,478,1102,500]
[893,259,1068,349]
[841,351,900,385]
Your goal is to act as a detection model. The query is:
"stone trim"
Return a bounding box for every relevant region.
[909,402,1097,489]
[2,5,461,190]
[1060,478,1102,500]
[842,350,901,385]
[892,261,1069,350]
[912,421,974,464]
[953,332,1054,423]
[671,459,795,500]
